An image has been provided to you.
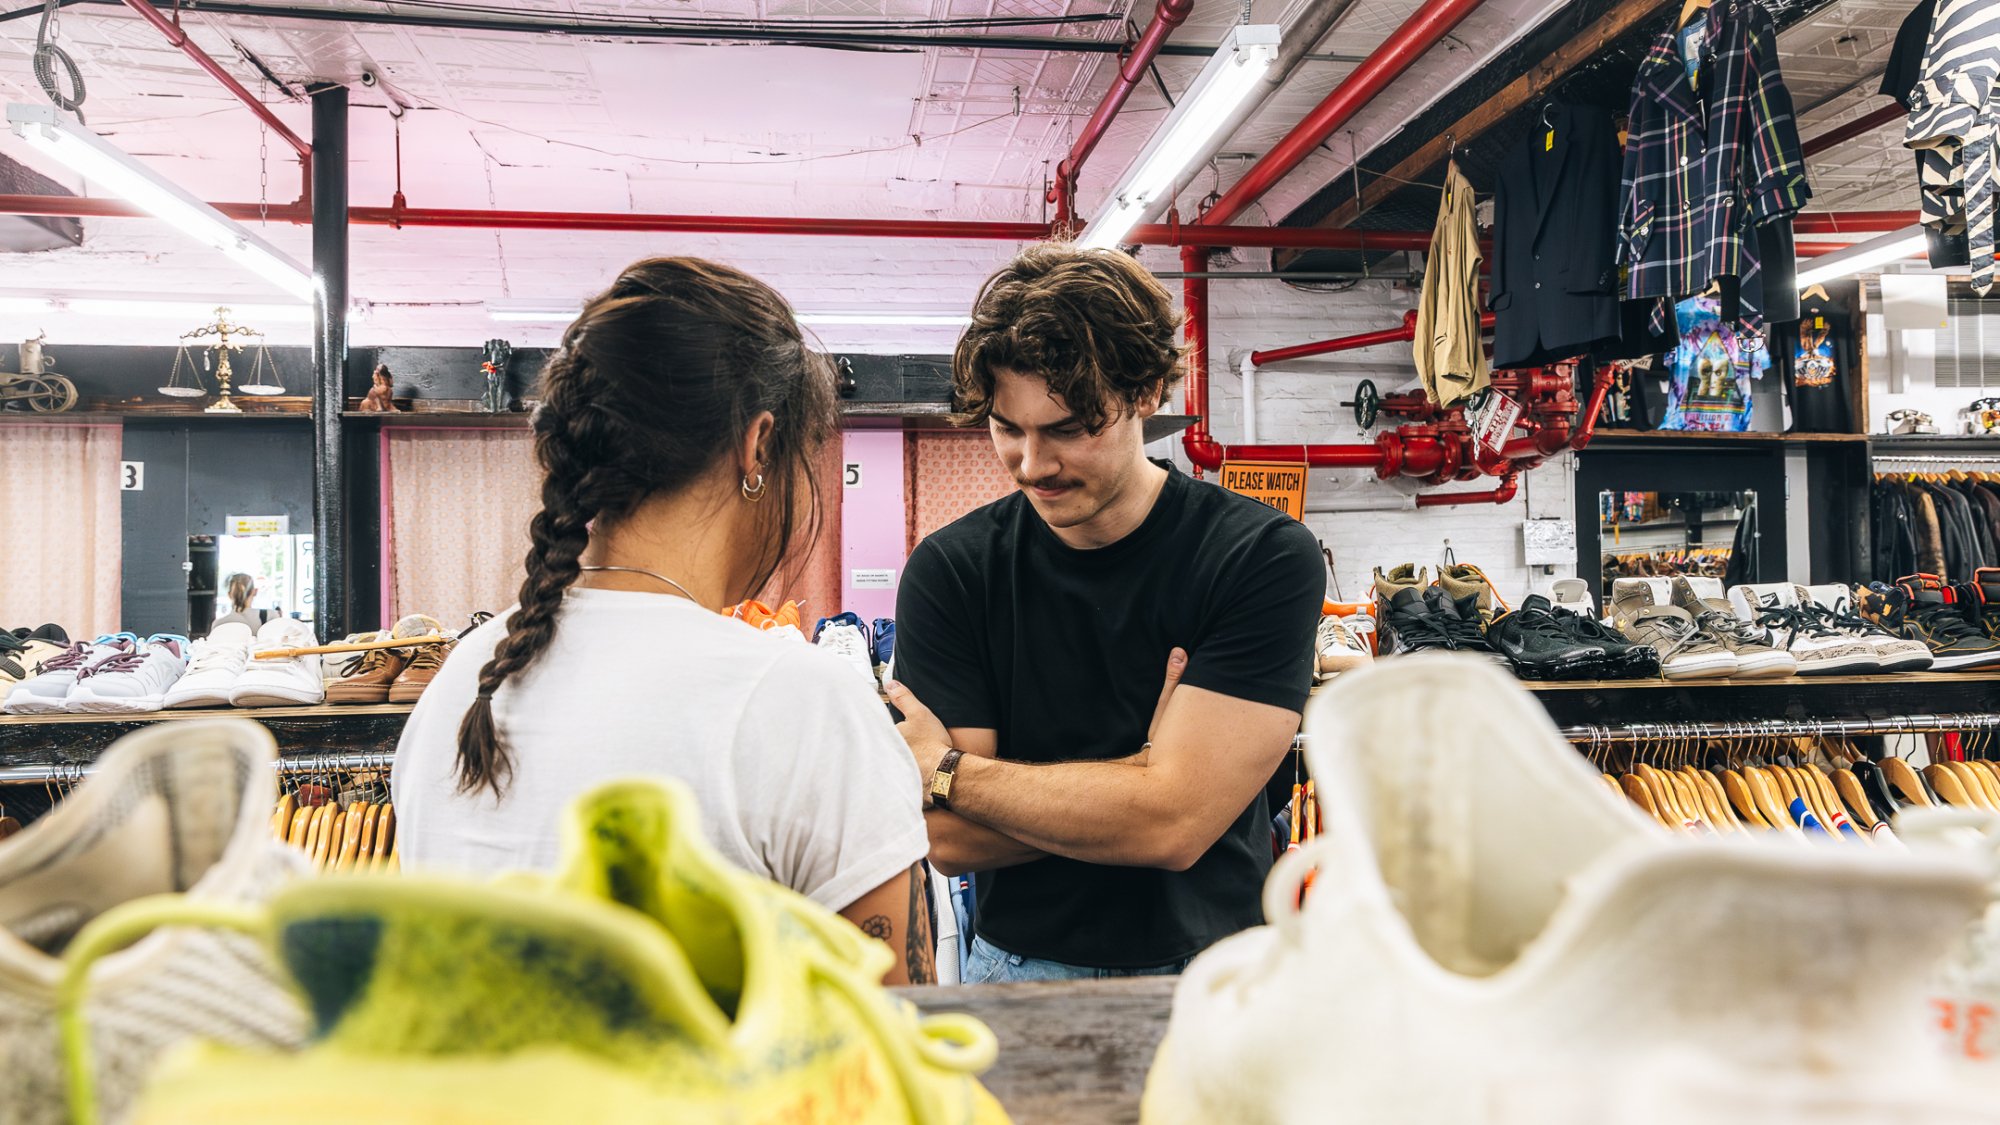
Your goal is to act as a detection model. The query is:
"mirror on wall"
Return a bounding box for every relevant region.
[1598,490,1760,591]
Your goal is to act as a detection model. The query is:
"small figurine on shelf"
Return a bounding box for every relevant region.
[480,338,512,413]
[359,364,399,413]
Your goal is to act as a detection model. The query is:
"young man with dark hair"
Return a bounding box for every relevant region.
[886,244,1325,981]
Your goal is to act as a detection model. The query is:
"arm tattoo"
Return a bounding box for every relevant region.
[860,915,892,941]
[906,863,937,985]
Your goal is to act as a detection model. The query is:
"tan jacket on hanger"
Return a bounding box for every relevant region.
[1915,487,1946,576]
[1414,160,1491,407]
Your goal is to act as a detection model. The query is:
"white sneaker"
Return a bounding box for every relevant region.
[0,719,307,1124]
[1313,615,1374,682]
[814,622,877,686]
[65,634,190,714]
[1549,577,1595,616]
[1144,656,1994,1124]
[1731,582,1881,675]
[1,633,138,715]
[165,623,256,709]
[229,618,324,708]
[1798,582,1936,673]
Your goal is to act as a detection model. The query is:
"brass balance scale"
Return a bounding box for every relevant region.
[161,308,287,412]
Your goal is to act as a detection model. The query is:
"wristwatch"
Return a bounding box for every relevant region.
[928,748,966,810]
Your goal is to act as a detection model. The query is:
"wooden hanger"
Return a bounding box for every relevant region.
[1800,283,1829,302]
[1721,769,1767,827]
[1621,773,1667,825]
[1676,0,1712,30]
[1924,763,1976,808]
[1832,769,1879,831]
[1881,756,1934,807]
[1947,760,2000,811]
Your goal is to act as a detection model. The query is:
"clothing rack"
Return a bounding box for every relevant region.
[1873,454,2000,467]
[1558,713,2000,744]
[0,750,396,786]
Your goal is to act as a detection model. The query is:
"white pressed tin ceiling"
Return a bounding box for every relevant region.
[0,0,1930,351]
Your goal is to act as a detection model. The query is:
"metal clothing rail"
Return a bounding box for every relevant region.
[1874,454,2000,466]
[1557,714,2000,744]
[0,750,396,786]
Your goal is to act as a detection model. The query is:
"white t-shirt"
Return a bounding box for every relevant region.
[391,588,928,912]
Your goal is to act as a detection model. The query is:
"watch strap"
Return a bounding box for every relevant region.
[929,748,966,810]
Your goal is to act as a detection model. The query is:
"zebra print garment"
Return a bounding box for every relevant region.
[1904,0,2000,292]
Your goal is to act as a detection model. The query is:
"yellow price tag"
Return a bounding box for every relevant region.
[1814,316,1826,328]
[1544,130,1554,151]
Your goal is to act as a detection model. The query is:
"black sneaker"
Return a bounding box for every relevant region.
[1546,604,1661,678]
[1486,595,1609,680]
[1878,577,2000,671]
[1424,586,1509,662]
[1975,569,2000,640]
[1377,585,1500,659]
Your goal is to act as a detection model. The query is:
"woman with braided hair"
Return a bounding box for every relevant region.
[391,257,935,983]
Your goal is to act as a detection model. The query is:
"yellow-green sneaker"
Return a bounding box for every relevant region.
[60,778,1006,1125]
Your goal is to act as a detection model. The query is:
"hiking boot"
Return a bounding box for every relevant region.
[1372,565,1426,629]
[1436,564,1500,627]
[1545,604,1660,678]
[1797,583,1934,673]
[1869,577,2000,672]
[1314,615,1374,682]
[1729,583,1880,675]
[1668,576,1798,678]
[387,615,452,704]
[324,631,410,705]
[1611,580,1736,679]
[1485,595,1607,680]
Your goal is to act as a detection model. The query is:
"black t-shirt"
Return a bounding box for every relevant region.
[895,462,1324,969]
[1773,293,1857,433]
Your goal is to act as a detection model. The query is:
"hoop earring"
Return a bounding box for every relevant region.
[741,473,767,503]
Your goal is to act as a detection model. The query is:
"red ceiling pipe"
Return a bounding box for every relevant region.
[1250,310,1494,366]
[1198,0,1487,228]
[1048,0,1197,229]
[1182,245,1226,471]
[115,0,311,198]
[1793,210,1917,233]
[1415,471,1519,506]
[1801,104,1906,158]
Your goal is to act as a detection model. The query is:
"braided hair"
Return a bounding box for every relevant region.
[454,257,835,796]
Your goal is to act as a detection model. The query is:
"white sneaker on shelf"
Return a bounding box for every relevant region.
[1143,655,1993,1125]
[1313,615,1374,682]
[1,634,138,715]
[164,623,256,709]
[1730,582,1881,675]
[0,719,306,1124]
[814,622,877,685]
[1798,582,1936,673]
[65,635,190,714]
[229,619,325,708]
[1549,577,1595,616]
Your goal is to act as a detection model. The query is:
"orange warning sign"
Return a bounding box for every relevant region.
[1220,460,1308,521]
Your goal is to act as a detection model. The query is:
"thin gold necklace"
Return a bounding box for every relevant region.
[578,566,704,609]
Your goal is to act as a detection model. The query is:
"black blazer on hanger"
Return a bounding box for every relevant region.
[1489,103,1624,369]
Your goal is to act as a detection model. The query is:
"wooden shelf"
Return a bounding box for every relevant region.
[341,410,530,427]
[0,703,415,767]
[0,410,309,424]
[1591,429,1869,445]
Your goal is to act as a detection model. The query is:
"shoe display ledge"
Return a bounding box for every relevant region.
[0,703,412,770]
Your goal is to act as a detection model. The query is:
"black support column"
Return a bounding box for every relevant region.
[310,84,349,641]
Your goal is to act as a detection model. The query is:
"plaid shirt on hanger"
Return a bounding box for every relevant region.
[1618,0,1812,305]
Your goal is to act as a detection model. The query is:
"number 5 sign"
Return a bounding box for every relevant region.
[844,462,863,489]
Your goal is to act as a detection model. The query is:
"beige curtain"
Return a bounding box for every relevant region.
[387,429,845,628]
[905,431,1016,549]
[386,429,540,630]
[0,424,123,637]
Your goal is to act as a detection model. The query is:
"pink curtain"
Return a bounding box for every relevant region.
[0,425,123,638]
[755,435,843,625]
[385,429,540,630]
[905,431,1016,549]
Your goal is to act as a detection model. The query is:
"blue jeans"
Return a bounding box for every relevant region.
[963,935,1190,982]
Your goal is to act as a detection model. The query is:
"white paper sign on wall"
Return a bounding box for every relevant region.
[844,462,863,489]
[119,462,144,491]
[1523,519,1577,566]
[850,568,895,590]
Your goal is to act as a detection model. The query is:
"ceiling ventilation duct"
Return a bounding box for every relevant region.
[0,152,80,253]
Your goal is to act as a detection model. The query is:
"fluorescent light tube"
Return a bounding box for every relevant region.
[1794,224,1928,290]
[485,300,583,322]
[1078,24,1282,251]
[7,103,314,301]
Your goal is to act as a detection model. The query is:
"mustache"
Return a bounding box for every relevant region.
[1017,475,1082,492]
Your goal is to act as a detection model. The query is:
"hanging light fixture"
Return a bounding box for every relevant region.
[6,103,314,301]
[1794,224,1929,290]
[1077,24,1283,251]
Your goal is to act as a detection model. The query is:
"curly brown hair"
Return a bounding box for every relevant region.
[953,244,1186,434]
[454,257,835,797]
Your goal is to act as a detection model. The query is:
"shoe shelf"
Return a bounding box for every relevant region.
[1509,670,2000,729]
[0,704,414,770]
[1589,430,1870,445]
[897,976,1174,1125]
